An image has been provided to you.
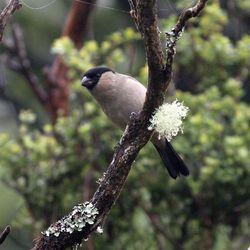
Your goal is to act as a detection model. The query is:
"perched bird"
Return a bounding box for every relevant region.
[81,66,189,179]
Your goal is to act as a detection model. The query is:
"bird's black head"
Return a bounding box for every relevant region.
[81,66,114,90]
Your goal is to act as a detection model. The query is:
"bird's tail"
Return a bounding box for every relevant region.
[154,140,189,179]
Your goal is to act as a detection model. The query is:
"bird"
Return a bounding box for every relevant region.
[81,66,189,179]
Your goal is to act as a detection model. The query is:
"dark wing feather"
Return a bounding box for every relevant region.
[154,140,189,179]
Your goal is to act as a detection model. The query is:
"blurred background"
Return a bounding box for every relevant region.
[0,0,250,249]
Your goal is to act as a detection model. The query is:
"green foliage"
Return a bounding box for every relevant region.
[0,107,118,230]
[1,1,250,250]
[98,84,250,250]
[51,27,140,75]
[162,2,250,94]
[236,0,250,12]
[176,85,250,220]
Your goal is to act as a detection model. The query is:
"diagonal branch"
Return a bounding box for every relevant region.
[0,225,11,245]
[142,206,180,247]
[165,0,209,68]
[32,0,208,249]
[0,0,21,42]
[175,0,208,33]
[3,23,48,106]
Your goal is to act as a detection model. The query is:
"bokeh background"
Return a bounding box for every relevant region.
[0,0,250,249]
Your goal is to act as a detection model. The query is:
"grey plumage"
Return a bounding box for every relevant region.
[81,66,189,179]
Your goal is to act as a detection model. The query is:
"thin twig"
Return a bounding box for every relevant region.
[0,0,22,42]
[175,0,208,34]
[165,0,209,67]
[0,225,11,245]
[11,24,48,105]
[142,206,179,247]
[2,24,48,106]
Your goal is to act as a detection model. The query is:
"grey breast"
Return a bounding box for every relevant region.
[91,73,146,130]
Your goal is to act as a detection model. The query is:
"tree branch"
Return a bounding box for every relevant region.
[32,0,208,249]
[142,206,179,247]
[3,24,48,106]
[0,225,11,245]
[2,1,95,122]
[0,0,21,42]
[45,0,96,123]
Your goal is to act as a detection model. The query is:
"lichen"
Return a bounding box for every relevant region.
[148,99,189,142]
[42,201,99,237]
[96,226,103,234]
[165,27,184,55]
[96,171,106,184]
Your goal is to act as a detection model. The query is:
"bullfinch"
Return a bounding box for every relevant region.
[81,66,189,179]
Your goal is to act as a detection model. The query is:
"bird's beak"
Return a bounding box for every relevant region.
[81,76,93,88]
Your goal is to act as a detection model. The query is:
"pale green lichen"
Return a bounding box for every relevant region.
[42,201,98,237]
[19,110,37,124]
[148,99,189,142]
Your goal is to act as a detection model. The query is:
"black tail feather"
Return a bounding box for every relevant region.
[154,140,189,179]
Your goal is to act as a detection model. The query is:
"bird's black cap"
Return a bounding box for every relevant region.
[81,66,114,90]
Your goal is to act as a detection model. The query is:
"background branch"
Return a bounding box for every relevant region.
[0,0,21,42]
[142,206,179,247]
[45,0,96,123]
[0,225,11,245]
[1,1,95,123]
[3,23,48,106]
[32,0,208,249]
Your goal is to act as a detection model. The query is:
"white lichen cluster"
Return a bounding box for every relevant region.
[43,202,99,237]
[96,226,104,234]
[148,99,189,142]
[165,27,184,51]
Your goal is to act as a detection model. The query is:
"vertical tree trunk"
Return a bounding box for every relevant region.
[45,0,96,123]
